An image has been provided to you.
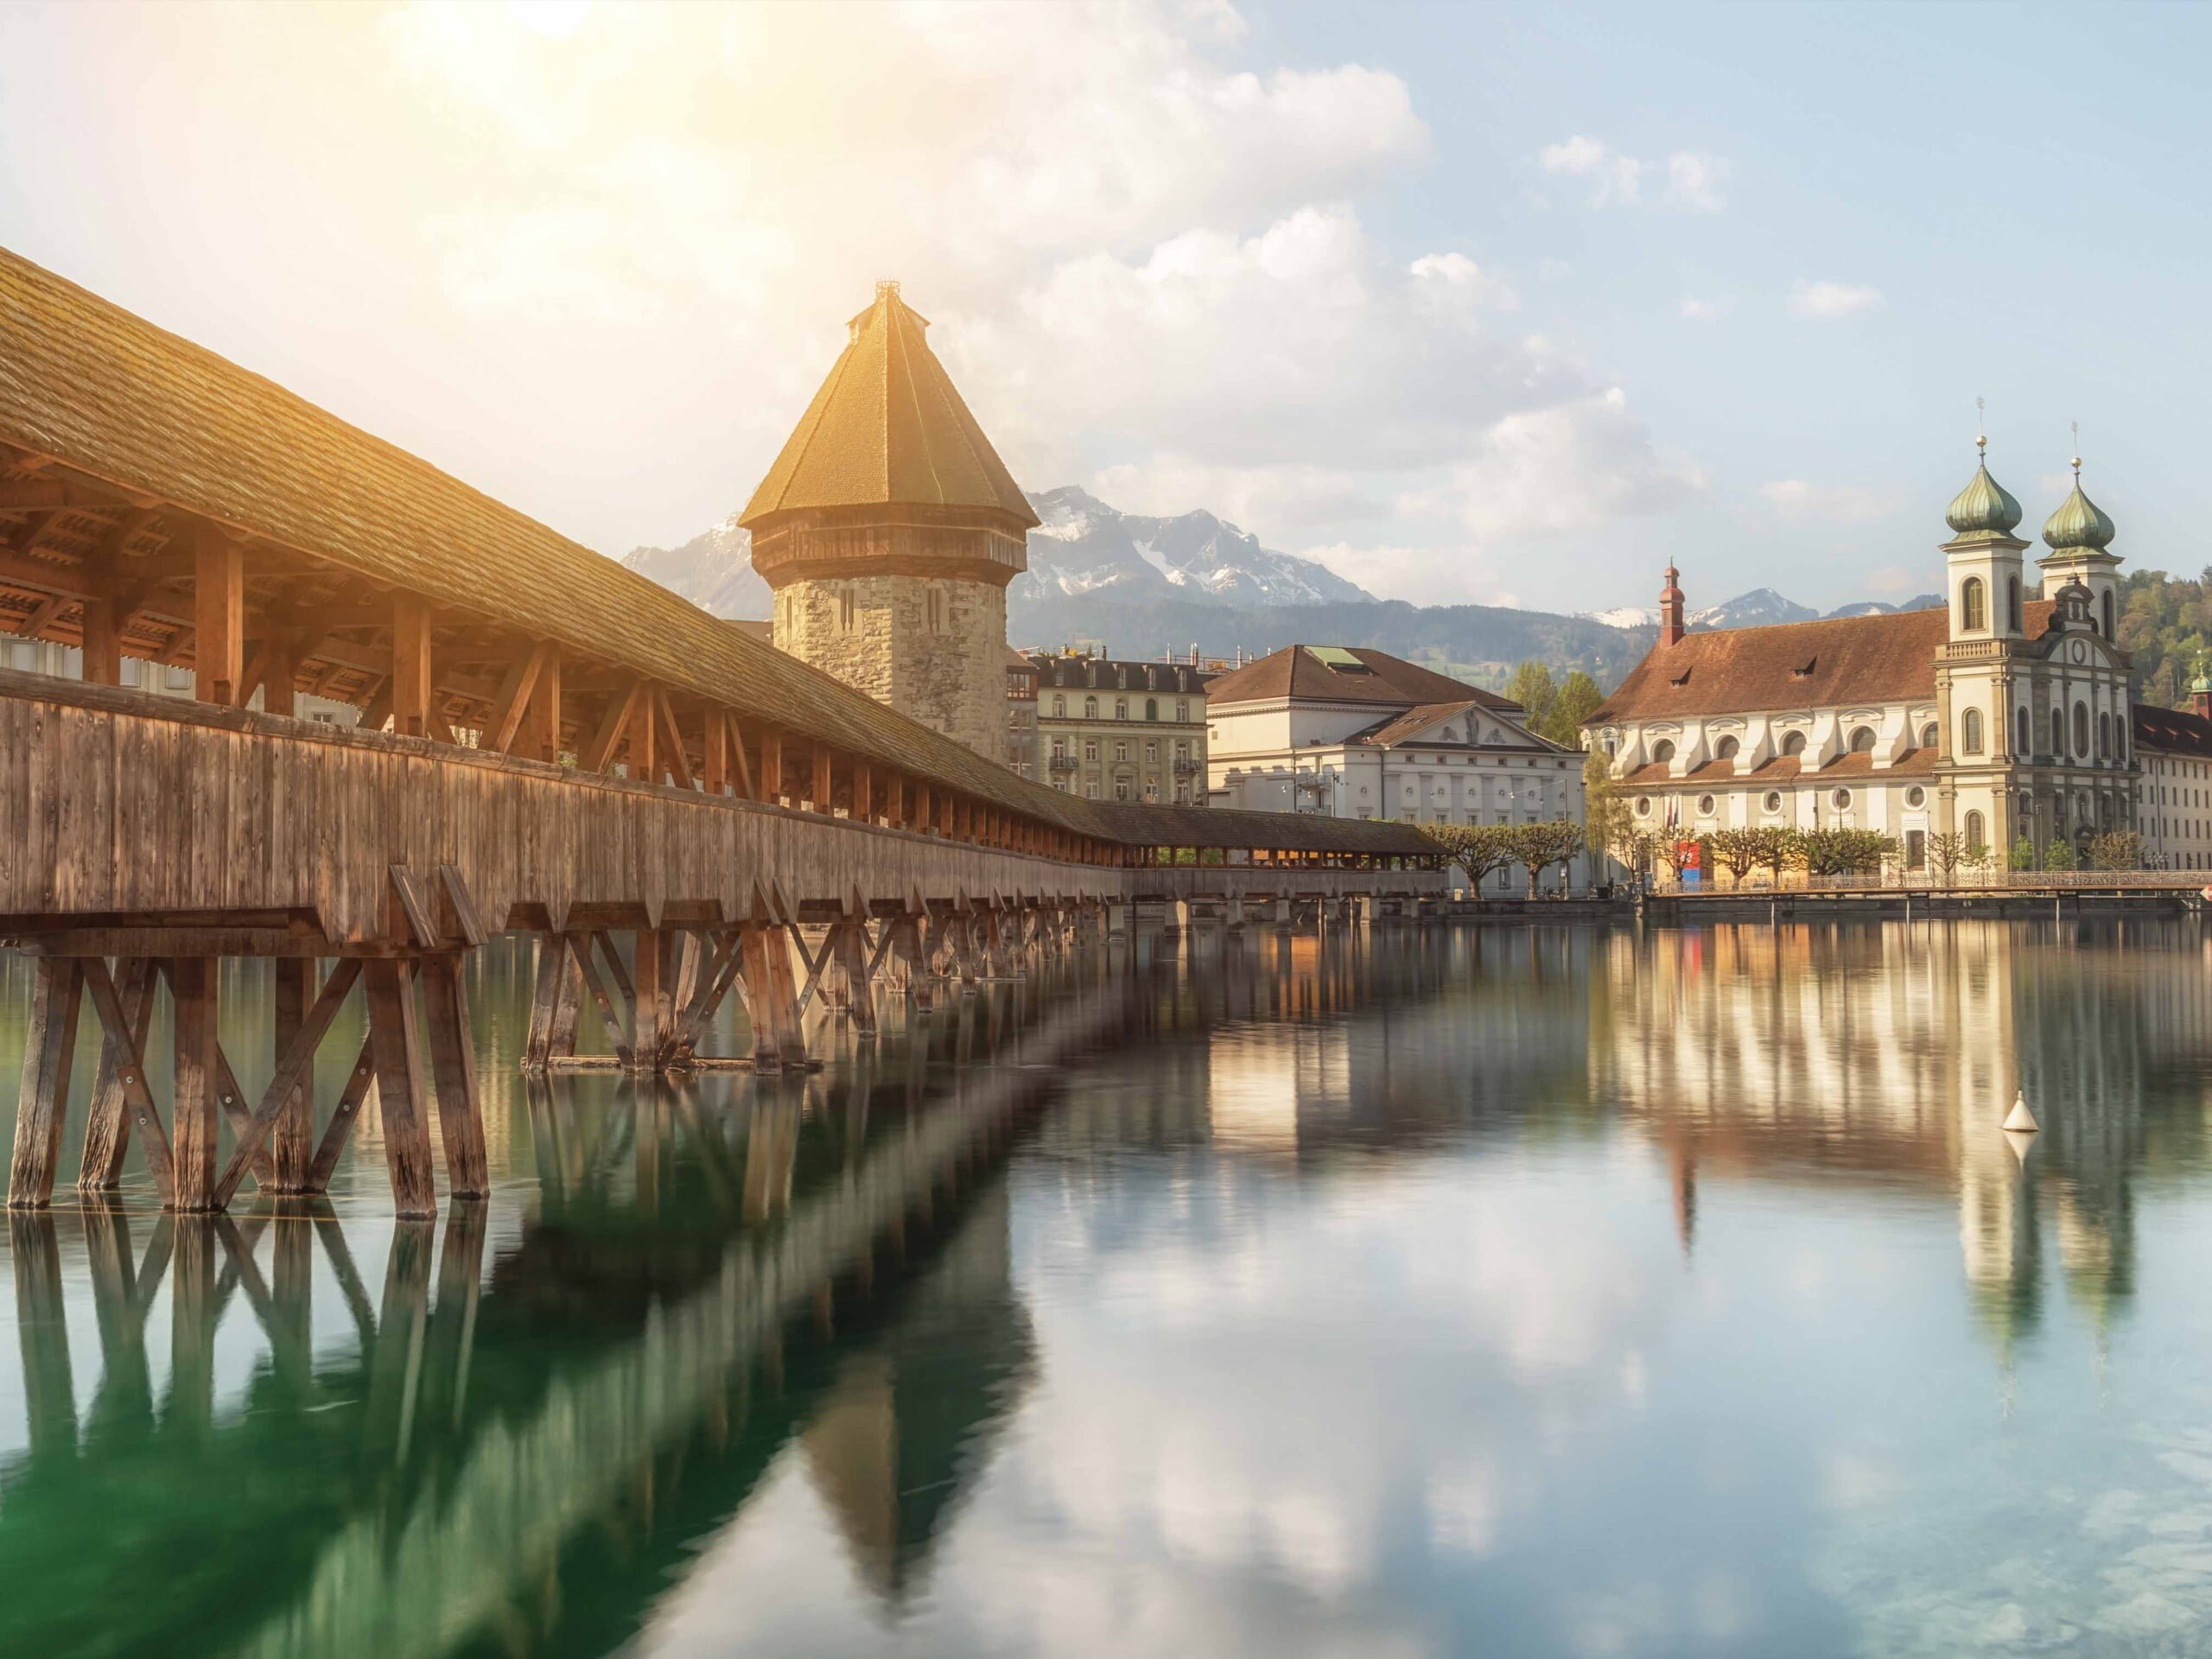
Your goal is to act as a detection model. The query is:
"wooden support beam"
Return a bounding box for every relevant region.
[632,926,670,1071]
[482,641,548,754]
[579,678,644,772]
[212,957,362,1208]
[263,630,297,716]
[760,728,785,804]
[193,527,244,706]
[79,957,156,1192]
[306,1037,378,1194]
[726,711,757,800]
[655,691,695,790]
[855,762,874,824]
[6,959,83,1209]
[524,933,572,1069]
[738,923,808,1071]
[703,705,728,795]
[420,956,490,1198]
[569,931,636,1070]
[523,644,563,762]
[391,594,432,737]
[813,742,836,814]
[363,959,438,1219]
[268,959,314,1191]
[831,919,878,1037]
[169,957,220,1211]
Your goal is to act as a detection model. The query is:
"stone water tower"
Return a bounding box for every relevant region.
[741,283,1038,760]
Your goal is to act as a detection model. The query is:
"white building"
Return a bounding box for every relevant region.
[1205,644,1591,890]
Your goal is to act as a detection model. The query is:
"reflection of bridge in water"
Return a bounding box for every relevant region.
[0,967,1135,1659]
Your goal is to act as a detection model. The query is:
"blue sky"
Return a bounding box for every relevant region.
[0,1,2203,617]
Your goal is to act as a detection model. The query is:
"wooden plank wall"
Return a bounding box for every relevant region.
[0,671,1442,940]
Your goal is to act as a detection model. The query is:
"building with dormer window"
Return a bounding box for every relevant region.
[1585,441,2177,869]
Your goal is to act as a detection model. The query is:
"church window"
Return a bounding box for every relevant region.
[1832,789,1853,811]
[1849,725,1877,753]
[2018,709,2031,754]
[1764,791,1783,814]
[1146,698,1158,721]
[1650,739,1676,764]
[1906,786,1926,808]
[1697,795,1716,817]
[1961,576,1986,632]
[2008,577,2022,632]
[2103,591,2115,638]
[838,584,855,632]
[2099,710,2112,757]
[1965,810,1986,851]
[2074,701,2090,756]
[1781,731,1807,757]
[1714,735,1739,760]
[2053,709,2067,754]
[1961,709,1983,754]
[1920,722,1938,749]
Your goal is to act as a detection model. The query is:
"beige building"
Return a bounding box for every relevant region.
[1205,644,1590,889]
[2133,690,2212,871]
[741,282,1037,760]
[1586,443,2141,868]
[1033,652,1210,803]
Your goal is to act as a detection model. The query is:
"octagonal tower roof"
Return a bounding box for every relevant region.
[740,282,1039,532]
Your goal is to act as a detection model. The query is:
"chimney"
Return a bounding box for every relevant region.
[1659,563,1687,647]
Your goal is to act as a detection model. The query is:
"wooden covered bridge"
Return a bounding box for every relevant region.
[0,246,1442,1217]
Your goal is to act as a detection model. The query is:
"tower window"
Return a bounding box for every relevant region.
[2053,709,2065,754]
[2074,700,2090,756]
[838,583,855,632]
[2008,576,2022,632]
[2103,590,2115,639]
[927,589,945,633]
[1960,709,1983,754]
[2017,708,2030,755]
[1961,575,1986,632]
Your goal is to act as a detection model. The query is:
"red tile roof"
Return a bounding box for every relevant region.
[2134,703,2212,759]
[1205,645,1522,712]
[1592,603,2056,722]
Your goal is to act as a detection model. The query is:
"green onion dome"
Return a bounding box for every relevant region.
[1944,442,2024,536]
[2043,462,2116,551]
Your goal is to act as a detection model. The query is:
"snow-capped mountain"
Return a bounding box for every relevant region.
[1578,588,1945,632]
[1018,486,1375,608]
[620,513,771,618]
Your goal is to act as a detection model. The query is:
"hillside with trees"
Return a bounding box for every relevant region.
[2118,569,2212,706]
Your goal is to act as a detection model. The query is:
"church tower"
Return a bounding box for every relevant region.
[742,283,1038,760]
[1934,435,2030,851]
[2037,453,2123,641]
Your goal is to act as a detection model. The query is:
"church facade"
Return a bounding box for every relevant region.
[1585,443,2208,870]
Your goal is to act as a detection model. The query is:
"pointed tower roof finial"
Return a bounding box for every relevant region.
[1977,395,1986,461]
[1945,399,2022,537]
[2072,418,2082,477]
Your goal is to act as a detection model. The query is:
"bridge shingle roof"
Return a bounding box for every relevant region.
[0,245,1427,858]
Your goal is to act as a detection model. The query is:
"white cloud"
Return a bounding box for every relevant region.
[1408,251,1518,313]
[1662,150,1727,211]
[1679,296,1730,321]
[1758,480,1897,523]
[1540,134,1645,206]
[1541,137,1727,211]
[1413,388,1706,540]
[1789,279,1883,319]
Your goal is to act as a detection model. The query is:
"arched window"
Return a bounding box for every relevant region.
[2017,708,2030,755]
[1084,696,1098,719]
[1965,810,1986,851]
[2099,710,2112,757]
[2053,709,2067,755]
[1714,735,1739,760]
[1961,575,1986,632]
[1650,738,1676,764]
[1146,698,1159,721]
[1849,725,1877,753]
[1115,698,1128,721]
[1052,695,1065,716]
[2102,590,2115,638]
[2008,576,2022,632]
[1781,731,1808,757]
[2074,701,2090,757]
[1961,709,1983,754]
[1921,721,1939,749]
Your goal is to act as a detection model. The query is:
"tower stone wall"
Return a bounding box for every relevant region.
[773,571,1008,760]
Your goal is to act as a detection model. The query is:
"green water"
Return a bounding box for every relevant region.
[4,920,2212,1656]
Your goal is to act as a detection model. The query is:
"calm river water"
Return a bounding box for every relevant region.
[4,919,2212,1657]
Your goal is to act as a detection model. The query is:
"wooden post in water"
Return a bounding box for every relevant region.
[7,958,84,1209]
[363,960,439,1219]
[421,955,490,1200]
[270,960,316,1192]
[169,958,220,1212]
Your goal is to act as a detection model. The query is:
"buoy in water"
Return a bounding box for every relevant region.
[2003,1091,2039,1134]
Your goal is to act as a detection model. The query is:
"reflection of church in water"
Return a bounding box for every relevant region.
[1592,923,2212,1351]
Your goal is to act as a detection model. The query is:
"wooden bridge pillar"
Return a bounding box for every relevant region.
[6,958,83,1210]
[363,960,439,1220]
[421,956,490,1201]
[270,960,317,1193]
[170,957,222,1213]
